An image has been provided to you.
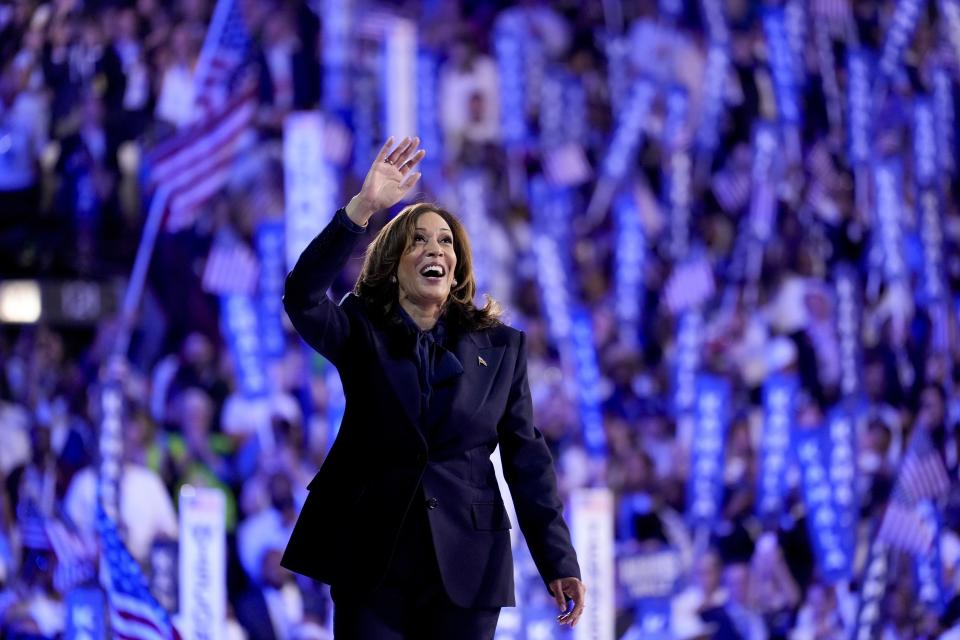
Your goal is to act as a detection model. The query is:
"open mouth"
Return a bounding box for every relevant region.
[419,264,446,280]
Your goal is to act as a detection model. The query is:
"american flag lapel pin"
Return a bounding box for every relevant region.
[478,356,488,367]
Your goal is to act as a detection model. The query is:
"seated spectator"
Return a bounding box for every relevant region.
[671,549,730,638]
[789,582,844,640]
[237,470,298,585]
[234,544,305,640]
[723,561,768,640]
[750,532,801,636]
[63,406,177,563]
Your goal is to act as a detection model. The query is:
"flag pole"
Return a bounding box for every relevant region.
[113,186,170,359]
[191,0,233,99]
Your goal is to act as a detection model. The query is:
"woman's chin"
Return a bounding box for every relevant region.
[403,292,449,309]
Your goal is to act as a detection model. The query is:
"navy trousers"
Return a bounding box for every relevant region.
[331,488,500,639]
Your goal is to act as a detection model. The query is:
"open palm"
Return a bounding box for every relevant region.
[358,136,426,212]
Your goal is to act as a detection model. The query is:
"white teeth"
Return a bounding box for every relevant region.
[420,264,444,277]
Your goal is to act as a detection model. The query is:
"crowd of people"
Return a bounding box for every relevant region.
[2,0,960,638]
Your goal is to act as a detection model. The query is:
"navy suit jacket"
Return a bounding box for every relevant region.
[280,210,580,608]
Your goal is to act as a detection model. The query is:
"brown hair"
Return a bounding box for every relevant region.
[354,203,502,331]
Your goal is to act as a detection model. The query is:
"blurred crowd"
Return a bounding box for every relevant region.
[3,0,960,638]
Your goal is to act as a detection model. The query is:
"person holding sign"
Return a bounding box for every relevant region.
[281,136,585,638]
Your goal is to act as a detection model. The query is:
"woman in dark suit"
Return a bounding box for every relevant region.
[281,137,585,639]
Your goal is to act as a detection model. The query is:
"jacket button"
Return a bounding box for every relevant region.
[425,497,439,510]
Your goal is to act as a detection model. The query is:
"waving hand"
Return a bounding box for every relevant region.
[346,136,426,226]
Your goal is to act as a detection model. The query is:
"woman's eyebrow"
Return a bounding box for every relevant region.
[414,227,452,233]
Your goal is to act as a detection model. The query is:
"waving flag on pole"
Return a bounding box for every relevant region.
[877,428,951,555]
[143,0,257,232]
[98,504,181,640]
[192,0,256,119]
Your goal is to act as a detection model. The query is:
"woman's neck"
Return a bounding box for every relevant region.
[399,298,443,331]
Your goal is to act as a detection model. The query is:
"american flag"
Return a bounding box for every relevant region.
[711,166,751,214]
[192,0,255,119]
[664,256,716,315]
[811,0,852,32]
[47,516,96,594]
[16,503,51,551]
[144,0,257,232]
[98,504,181,640]
[877,428,951,555]
[543,143,594,187]
[202,236,260,296]
[898,427,951,504]
[877,496,936,555]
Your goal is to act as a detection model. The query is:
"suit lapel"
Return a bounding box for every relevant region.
[448,331,506,424]
[374,335,426,448]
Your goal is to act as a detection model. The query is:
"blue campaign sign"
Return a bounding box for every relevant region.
[834,265,863,400]
[757,374,798,523]
[916,501,946,614]
[672,310,703,419]
[65,586,106,640]
[933,68,955,176]
[530,179,574,359]
[221,294,268,397]
[687,375,731,529]
[571,309,606,457]
[663,86,691,260]
[749,122,779,242]
[913,99,948,307]
[852,538,890,640]
[872,158,908,284]
[879,0,925,79]
[918,185,947,306]
[494,13,528,148]
[796,426,852,582]
[416,50,443,167]
[256,221,287,360]
[762,8,802,125]
[847,49,873,167]
[700,0,729,43]
[826,407,858,561]
[913,98,938,189]
[617,549,682,602]
[696,43,730,154]
[614,195,645,348]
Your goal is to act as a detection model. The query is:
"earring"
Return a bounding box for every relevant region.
[452,279,458,286]
[390,275,397,283]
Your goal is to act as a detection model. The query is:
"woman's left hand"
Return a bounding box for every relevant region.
[549,577,586,627]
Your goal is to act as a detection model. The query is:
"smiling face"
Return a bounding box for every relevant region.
[396,210,458,311]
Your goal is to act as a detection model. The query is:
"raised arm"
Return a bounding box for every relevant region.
[283,137,425,364]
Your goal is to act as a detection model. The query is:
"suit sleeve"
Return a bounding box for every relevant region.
[497,331,581,588]
[283,208,366,366]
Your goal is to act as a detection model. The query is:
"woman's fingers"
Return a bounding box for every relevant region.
[397,171,422,199]
[549,580,566,612]
[384,136,412,165]
[373,136,395,164]
[399,148,426,173]
[394,136,420,165]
